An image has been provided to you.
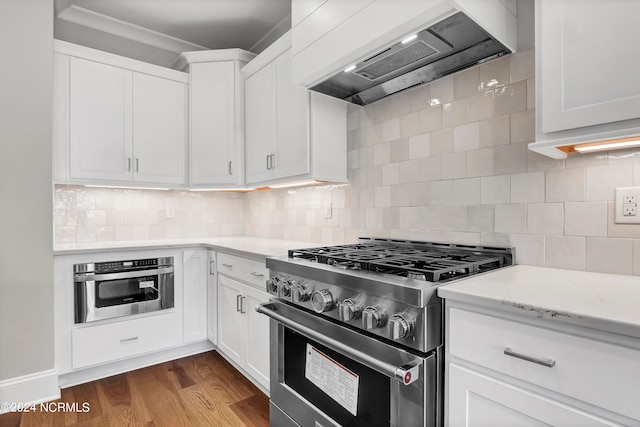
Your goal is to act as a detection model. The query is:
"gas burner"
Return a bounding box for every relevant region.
[288,239,514,283]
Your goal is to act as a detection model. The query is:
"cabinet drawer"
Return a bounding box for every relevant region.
[72,312,179,369]
[217,252,268,289]
[448,307,640,421]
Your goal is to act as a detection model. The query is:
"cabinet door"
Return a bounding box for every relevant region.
[244,286,270,390]
[207,251,218,345]
[68,57,132,181]
[182,249,208,344]
[273,50,310,179]
[217,275,245,366]
[132,73,186,185]
[539,0,640,133]
[190,62,237,185]
[245,64,277,184]
[448,364,619,427]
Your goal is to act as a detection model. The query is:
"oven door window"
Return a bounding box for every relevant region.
[95,275,158,307]
[284,328,391,427]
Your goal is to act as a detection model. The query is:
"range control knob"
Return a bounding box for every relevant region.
[311,289,334,313]
[339,298,363,321]
[389,314,414,340]
[291,284,310,303]
[266,278,278,294]
[280,280,293,298]
[362,306,387,330]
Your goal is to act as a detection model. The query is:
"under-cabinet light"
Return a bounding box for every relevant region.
[83,185,170,191]
[344,65,356,73]
[573,136,640,153]
[268,180,324,189]
[401,34,418,44]
[189,188,255,192]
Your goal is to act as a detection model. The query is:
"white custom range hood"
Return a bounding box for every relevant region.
[292,0,518,105]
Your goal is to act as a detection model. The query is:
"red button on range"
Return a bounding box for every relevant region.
[404,372,411,384]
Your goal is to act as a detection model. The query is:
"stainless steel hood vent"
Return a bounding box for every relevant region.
[310,12,511,105]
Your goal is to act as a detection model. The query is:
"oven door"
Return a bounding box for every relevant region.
[257,300,439,427]
[74,266,174,323]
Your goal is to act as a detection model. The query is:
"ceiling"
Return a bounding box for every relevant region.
[54,0,292,52]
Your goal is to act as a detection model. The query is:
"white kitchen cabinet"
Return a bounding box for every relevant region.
[207,250,218,345]
[243,31,347,187]
[448,364,618,426]
[529,0,640,159]
[72,312,179,369]
[217,275,245,366]
[176,50,254,187]
[216,252,270,391]
[67,57,132,182]
[131,73,186,185]
[291,0,517,89]
[54,41,188,187]
[182,249,208,344]
[445,303,640,425]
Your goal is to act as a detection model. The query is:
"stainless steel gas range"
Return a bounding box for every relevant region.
[257,238,515,427]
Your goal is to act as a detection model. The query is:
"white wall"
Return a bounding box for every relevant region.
[0,0,54,380]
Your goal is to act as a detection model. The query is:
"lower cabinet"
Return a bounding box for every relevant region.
[72,312,179,369]
[445,303,640,425]
[448,364,617,426]
[182,249,208,343]
[207,250,218,345]
[217,273,270,391]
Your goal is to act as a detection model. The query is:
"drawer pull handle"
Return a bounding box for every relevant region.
[504,347,556,368]
[250,272,264,277]
[120,336,139,343]
[222,263,233,268]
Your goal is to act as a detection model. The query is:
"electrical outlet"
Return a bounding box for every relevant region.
[325,202,333,219]
[165,207,176,219]
[615,187,640,223]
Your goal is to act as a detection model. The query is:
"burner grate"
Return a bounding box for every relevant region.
[288,240,513,282]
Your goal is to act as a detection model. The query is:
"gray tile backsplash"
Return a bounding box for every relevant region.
[55,48,640,275]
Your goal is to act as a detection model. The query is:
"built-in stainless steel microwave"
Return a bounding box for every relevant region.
[73,257,174,323]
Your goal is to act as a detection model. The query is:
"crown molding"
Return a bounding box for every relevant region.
[57,5,208,53]
[172,49,256,71]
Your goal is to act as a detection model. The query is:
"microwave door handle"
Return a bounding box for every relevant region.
[83,280,97,323]
[77,266,174,282]
[256,303,421,386]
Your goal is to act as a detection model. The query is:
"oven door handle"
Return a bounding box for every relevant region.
[256,303,421,386]
[75,266,174,282]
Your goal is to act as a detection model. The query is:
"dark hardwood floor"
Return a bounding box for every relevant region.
[0,351,269,427]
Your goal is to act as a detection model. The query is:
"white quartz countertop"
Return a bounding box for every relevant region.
[438,265,640,339]
[53,236,320,261]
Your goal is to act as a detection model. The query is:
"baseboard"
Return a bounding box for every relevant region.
[58,340,215,388]
[216,351,270,397]
[0,369,60,414]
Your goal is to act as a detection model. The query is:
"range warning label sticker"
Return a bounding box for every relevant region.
[305,344,359,416]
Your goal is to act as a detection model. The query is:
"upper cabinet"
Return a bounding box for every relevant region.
[529,0,640,159]
[242,32,347,187]
[175,50,255,188]
[54,41,188,187]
